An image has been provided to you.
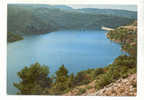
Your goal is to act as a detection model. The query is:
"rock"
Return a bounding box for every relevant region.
[63,74,136,96]
[90,74,136,96]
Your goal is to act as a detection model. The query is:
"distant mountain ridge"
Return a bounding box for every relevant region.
[10,4,73,10]
[8,4,137,34]
[78,8,137,19]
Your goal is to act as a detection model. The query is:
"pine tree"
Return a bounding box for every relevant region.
[13,62,52,95]
[68,73,74,88]
[54,65,69,94]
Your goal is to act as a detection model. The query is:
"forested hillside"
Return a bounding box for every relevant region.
[107,21,137,56]
[78,8,137,19]
[8,4,136,34]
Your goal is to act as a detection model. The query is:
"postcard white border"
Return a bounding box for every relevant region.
[0,0,144,100]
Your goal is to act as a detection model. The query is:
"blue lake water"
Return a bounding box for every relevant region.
[7,30,125,94]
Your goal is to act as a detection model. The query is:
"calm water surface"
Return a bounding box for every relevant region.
[7,30,124,94]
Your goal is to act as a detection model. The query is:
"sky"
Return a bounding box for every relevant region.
[69,5,137,11]
[7,0,137,4]
[7,0,137,11]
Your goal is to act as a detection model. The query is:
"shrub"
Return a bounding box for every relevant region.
[86,86,93,89]
[77,88,86,95]
[95,73,113,90]
[13,62,52,95]
[93,68,104,78]
[54,65,69,94]
[74,71,91,85]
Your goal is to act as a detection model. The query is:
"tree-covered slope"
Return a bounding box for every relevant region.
[78,8,137,19]
[8,32,23,42]
[107,21,137,56]
[8,4,136,34]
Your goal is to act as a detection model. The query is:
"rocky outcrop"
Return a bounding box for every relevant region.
[90,74,136,96]
[63,74,136,96]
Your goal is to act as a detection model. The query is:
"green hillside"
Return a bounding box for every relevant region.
[8,4,136,34]
[107,21,137,56]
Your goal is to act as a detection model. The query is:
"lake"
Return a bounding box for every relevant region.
[7,30,125,94]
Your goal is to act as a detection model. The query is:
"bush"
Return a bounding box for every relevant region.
[54,65,69,94]
[14,62,52,95]
[95,73,113,90]
[14,51,136,95]
[86,86,93,89]
[77,88,86,95]
[74,71,91,85]
[93,68,104,78]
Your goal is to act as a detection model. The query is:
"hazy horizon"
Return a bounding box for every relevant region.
[8,3,137,12]
[69,5,137,12]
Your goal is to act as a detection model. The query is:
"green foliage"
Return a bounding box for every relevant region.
[50,65,76,95]
[68,73,75,88]
[95,73,113,90]
[86,86,93,89]
[95,55,136,90]
[14,53,136,95]
[54,65,69,94]
[113,55,136,68]
[13,62,52,95]
[8,32,23,42]
[74,69,93,85]
[8,4,135,35]
[107,24,137,56]
[77,88,86,95]
[93,68,104,77]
